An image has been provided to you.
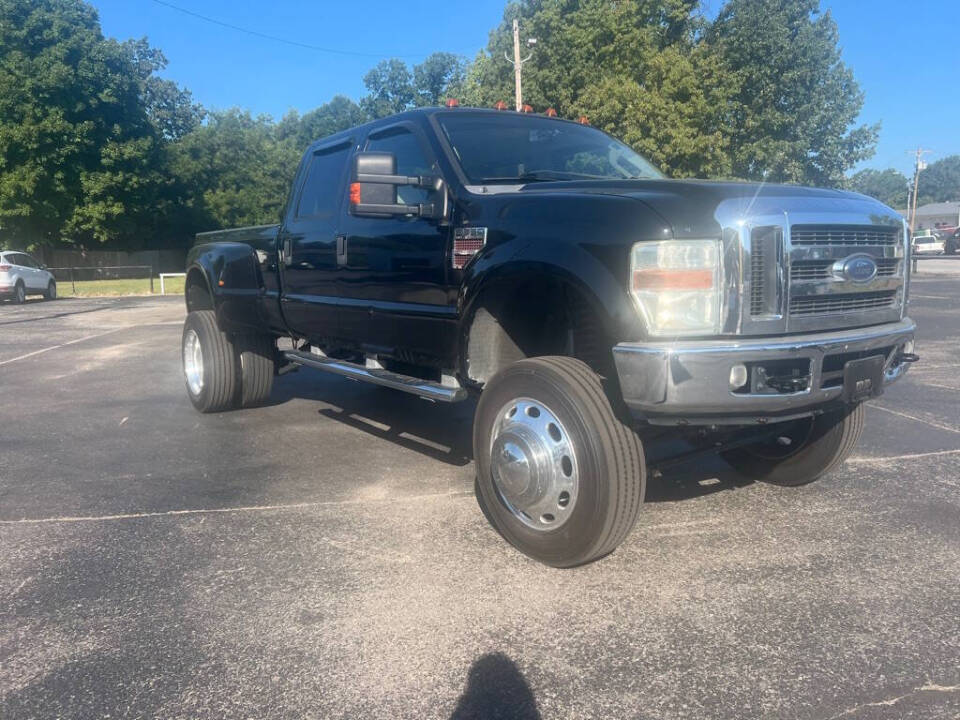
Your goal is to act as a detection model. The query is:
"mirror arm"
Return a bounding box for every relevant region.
[355,173,441,190]
[351,202,440,219]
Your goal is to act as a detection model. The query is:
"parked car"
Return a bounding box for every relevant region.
[180,106,917,567]
[0,251,57,303]
[912,234,945,255]
[941,227,959,255]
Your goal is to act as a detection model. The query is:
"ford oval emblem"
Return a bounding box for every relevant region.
[835,254,878,283]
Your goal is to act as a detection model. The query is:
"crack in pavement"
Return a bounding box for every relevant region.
[829,682,960,718]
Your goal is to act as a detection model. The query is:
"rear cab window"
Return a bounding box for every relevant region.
[295,142,353,220]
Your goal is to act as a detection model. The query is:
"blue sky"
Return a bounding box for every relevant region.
[94,0,959,176]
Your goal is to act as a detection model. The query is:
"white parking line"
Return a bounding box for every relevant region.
[848,448,960,463]
[909,294,954,300]
[869,404,960,434]
[0,321,183,368]
[0,327,124,367]
[0,490,474,526]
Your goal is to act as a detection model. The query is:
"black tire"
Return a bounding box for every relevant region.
[13,281,25,304]
[474,356,646,567]
[236,333,275,407]
[182,310,240,413]
[44,280,57,300]
[723,403,865,486]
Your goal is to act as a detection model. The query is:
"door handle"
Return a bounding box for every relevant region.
[281,237,292,266]
[336,234,347,266]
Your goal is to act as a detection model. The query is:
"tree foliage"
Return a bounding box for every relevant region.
[917,155,960,205]
[708,0,877,186]
[0,0,889,252]
[847,168,909,209]
[0,0,200,249]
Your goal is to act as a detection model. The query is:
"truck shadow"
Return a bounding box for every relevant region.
[271,371,756,500]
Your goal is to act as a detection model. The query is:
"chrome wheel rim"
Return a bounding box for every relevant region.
[489,397,579,531]
[183,328,204,396]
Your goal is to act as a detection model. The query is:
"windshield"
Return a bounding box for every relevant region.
[437,112,665,184]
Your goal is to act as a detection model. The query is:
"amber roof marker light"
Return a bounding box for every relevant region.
[494,101,508,111]
[445,98,460,108]
[544,108,557,117]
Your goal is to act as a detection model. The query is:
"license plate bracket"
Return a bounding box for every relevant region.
[842,355,885,402]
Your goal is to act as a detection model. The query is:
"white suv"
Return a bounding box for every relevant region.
[0,251,57,304]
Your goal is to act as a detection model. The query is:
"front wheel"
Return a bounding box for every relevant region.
[722,403,865,486]
[474,356,646,567]
[44,281,57,300]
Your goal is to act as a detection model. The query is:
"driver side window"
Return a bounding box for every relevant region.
[365,127,432,205]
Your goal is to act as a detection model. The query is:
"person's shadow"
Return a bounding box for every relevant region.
[450,653,541,720]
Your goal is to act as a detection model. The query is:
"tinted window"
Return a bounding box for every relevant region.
[366,127,433,204]
[438,113,664,184]
[296,143,351,219]
[19,254,37,268]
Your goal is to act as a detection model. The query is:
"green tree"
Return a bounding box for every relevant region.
[278,96,369,150]
[917,155,960,205]
[458,0,733,177]
[413,52,467,106]
[169,110,301,231]
[361,53,468,118]
[0,0,198,249]
[361,59,415,118]
[847,168,909,208]
[707,0,876,186]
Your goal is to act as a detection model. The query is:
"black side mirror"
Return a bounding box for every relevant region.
[349,151,445,220]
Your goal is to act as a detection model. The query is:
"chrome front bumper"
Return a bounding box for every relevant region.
[612,318,916,425]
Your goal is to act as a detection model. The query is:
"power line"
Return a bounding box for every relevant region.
[149,0,431,58]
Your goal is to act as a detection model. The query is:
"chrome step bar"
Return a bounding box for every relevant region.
[282,350,468,403]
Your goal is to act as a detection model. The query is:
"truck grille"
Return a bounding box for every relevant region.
[791,225,900,246]
[742,221,905,333]
[789,290,898,316]
[790,258,900,282]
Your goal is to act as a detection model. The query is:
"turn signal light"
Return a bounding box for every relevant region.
[445,98,460,107]
[578,116,589,125]
[349,182,362,205]
[632,269,715,291]
[544,108,557,117]
[521,104,534,113]
[494,101,508,111]
[0,265,10,271]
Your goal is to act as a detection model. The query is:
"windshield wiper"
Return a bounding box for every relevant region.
[475,169,607,184]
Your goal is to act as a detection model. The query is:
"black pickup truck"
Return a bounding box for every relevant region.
[181,106,917,567]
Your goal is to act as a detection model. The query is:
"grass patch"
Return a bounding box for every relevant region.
[55,276,185,297]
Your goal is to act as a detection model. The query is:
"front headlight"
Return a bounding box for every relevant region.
[630,239,722,336]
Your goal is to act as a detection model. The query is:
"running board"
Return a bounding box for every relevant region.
[283,350,468,403]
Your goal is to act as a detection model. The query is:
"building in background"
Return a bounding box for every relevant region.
[914,201,960,230]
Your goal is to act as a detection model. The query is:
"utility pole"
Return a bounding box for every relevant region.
[504,19,535,111]
[907,147,932,233]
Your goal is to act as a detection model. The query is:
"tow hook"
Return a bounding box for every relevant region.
[896,352,920,365]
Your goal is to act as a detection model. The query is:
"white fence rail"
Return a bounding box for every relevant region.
[159,272,186,296]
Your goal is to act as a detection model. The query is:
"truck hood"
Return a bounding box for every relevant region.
[517,178,902,238]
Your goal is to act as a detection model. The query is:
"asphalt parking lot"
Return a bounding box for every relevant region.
[2,261,958,719]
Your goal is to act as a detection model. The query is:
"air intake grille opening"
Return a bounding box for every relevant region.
[790,258,900,282]
[749,226,781,316]
[791,225,900,246]
[789,290,898,316]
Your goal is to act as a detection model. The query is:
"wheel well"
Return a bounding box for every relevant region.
[464,275,613,386]
[185,268,213,312]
